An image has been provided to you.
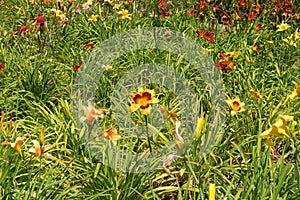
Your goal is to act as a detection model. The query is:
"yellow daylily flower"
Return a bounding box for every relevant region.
[1,136,26,156]
[88,14,98,22]
[118,9,132,20]
[276,22,291,32]
[129,87,159,116]
[226,96,245,116]
[288,86,300,100]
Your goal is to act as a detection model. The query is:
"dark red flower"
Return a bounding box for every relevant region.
[245,12,257,21]
[237,0,247,9]
[0,63,4,73]
[211,4,220,13]
[256,24,263,31]
[159,9,172,18]
[33,15,47,28]
[158,0,167,8]
[17,24,30,35]
[215,52,236,73]
[196,29,214,43]
[186,8,198,16]
[196,1,208,9]
[253,4,262,14]
[73,63,82,71]
[84,42,95,50]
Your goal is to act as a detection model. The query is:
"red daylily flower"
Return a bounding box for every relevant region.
[0,63,4,73]
[245,12,257,21]
[17,24,30,35]
[158,0,167,8]
[33,15,47,28]
[84,42,95,50]
[196,29,214,43]
[159,9,172,18]
[73,62,82,71]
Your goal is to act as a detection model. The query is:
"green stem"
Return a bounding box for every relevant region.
[145,115,152,154]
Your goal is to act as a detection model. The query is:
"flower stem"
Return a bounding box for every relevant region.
[145,115,152,154]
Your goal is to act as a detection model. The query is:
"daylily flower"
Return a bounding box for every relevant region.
[118,9,132,20]
[80,101,107,123]
[0,63,4,73]
[73,62,82,71]
[29,140,53,157]
[251,45,259,54]
[259,115,295,146]
[88,14,98,22]
[100,125,121,146]
[197,29,215,43]
[51,9,67,21]
[17,24,30,35]
[84,42,95,50]
[215,52,236,72]
[276,22,291,31]
[1,136,26,156]
[33,15,47,28]
[288,86,300,100]
[250,88,262,99]
[226,96,245,116]
[129,87,160,116]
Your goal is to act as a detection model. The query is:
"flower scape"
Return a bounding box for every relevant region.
[0,0,299,199]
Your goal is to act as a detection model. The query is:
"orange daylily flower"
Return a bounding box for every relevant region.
[29,140,53,157]
[250,88,262,99]
[1,136,26,156]
[226,96,245,116]
[129,87,160,116]
[80,102,107,123]
[100,125,121,145]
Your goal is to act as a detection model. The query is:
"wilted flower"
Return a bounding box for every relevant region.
[80,101,107,123]
[1,136,26,156]
[129,87,160,116]
[100,125,121,146]
[29,140,53,157]
[174,121,184,154]
[276,22,291,31]
[226,96,245,116]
